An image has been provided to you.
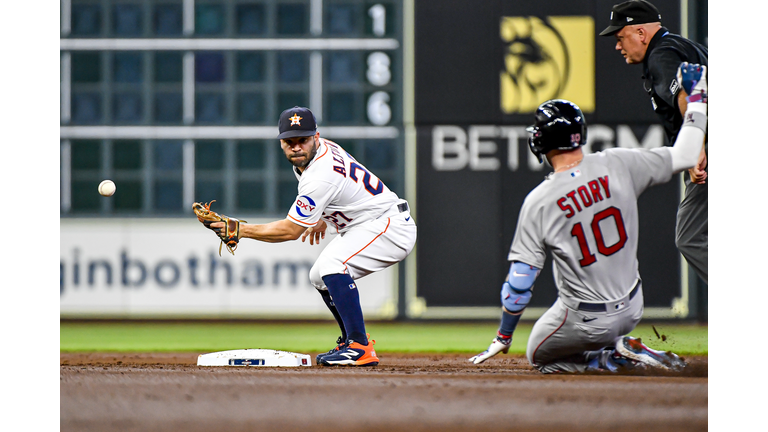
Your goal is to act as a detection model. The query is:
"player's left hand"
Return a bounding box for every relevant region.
[468,337,511,364]
[688,147,707,184]
[302,220,327,245]
[192,200,245,256]
[677,62,707,103]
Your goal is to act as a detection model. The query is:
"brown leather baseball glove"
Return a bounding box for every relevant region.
[192,200,246,256]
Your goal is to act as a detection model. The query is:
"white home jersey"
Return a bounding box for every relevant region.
[508,147,673,303]
[287,138,401,233]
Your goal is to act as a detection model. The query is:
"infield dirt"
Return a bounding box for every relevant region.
[61,352,707,432]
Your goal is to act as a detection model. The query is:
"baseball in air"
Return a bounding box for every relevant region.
[98,180,116,196]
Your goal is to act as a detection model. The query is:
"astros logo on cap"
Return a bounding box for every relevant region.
[289,114,302,126]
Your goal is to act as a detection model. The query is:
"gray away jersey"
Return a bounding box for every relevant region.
[508,147,673,303]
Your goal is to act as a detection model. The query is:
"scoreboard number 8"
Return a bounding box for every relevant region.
[366,52,391,86]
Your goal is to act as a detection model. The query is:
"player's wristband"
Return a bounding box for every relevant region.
[683,110,707,133]
[686,93,707,103]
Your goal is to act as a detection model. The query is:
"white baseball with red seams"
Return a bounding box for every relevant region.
[285,138,416,288]
[98,179,116,196]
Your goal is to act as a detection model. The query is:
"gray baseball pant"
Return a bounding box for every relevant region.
[525,287,644,374]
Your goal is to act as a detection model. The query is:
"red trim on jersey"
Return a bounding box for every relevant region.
[311,140,329,165]
[343,218,391,264]
[287,214,317,227]
[301,140,329,174]
[531,309,568,366]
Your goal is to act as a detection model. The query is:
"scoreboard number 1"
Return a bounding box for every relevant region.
[368,4,386,36]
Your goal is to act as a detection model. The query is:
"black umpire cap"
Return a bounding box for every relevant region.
[277,106,317,139]
[599,0,662,36]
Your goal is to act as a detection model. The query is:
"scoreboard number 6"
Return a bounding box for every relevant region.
[367,91,391,125]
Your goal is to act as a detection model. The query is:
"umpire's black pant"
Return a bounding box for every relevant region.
[676,177,708,284]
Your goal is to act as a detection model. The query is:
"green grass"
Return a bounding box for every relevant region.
[60,321,708,355]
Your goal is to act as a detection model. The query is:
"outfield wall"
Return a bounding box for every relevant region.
[60,219,397,319]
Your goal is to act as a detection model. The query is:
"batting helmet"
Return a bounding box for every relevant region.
[526,99,587,163]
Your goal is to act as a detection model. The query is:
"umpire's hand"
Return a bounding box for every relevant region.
[689,147,707,184]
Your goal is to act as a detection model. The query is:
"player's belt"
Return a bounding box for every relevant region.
[576,281,641,312]
[379,201,410,219]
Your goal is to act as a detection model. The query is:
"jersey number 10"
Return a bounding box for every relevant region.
[570,207,628,267]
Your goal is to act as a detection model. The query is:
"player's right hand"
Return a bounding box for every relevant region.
[468,337,511,364]
[677,62,707,102]
[301,219,327,245]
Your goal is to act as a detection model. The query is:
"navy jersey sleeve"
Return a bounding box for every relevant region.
[647,47,685,111]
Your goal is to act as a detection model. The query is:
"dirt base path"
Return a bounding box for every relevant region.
[61,352,707,432]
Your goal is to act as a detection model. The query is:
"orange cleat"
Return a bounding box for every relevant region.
[318,336,379,366]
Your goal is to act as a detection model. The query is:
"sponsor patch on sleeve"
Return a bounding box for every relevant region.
[295,195,317,218]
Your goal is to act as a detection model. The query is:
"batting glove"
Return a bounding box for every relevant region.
[677,62,707,103]
[468,336,511,364]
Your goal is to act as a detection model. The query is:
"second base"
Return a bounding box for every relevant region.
[197,349,312,367]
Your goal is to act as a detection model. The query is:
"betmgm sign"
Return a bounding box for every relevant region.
[500,16,595,114]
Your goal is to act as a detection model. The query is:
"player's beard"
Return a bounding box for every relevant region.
[286,137,318,169]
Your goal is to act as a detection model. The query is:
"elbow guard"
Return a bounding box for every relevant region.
[500,262,539,313]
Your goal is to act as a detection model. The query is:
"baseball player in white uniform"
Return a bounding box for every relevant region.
[469,63,707,373]
[215,106,416,366]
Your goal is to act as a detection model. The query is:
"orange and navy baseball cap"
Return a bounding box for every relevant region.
[599,0,662,36]
[278,106,317,139]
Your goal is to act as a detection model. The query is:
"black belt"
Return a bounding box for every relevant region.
[577,282,640,312]
[397,202,409,213]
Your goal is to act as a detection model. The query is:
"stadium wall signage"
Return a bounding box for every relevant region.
[60,220,396,318]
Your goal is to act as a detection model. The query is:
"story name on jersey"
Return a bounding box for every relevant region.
[556,175,612,219]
